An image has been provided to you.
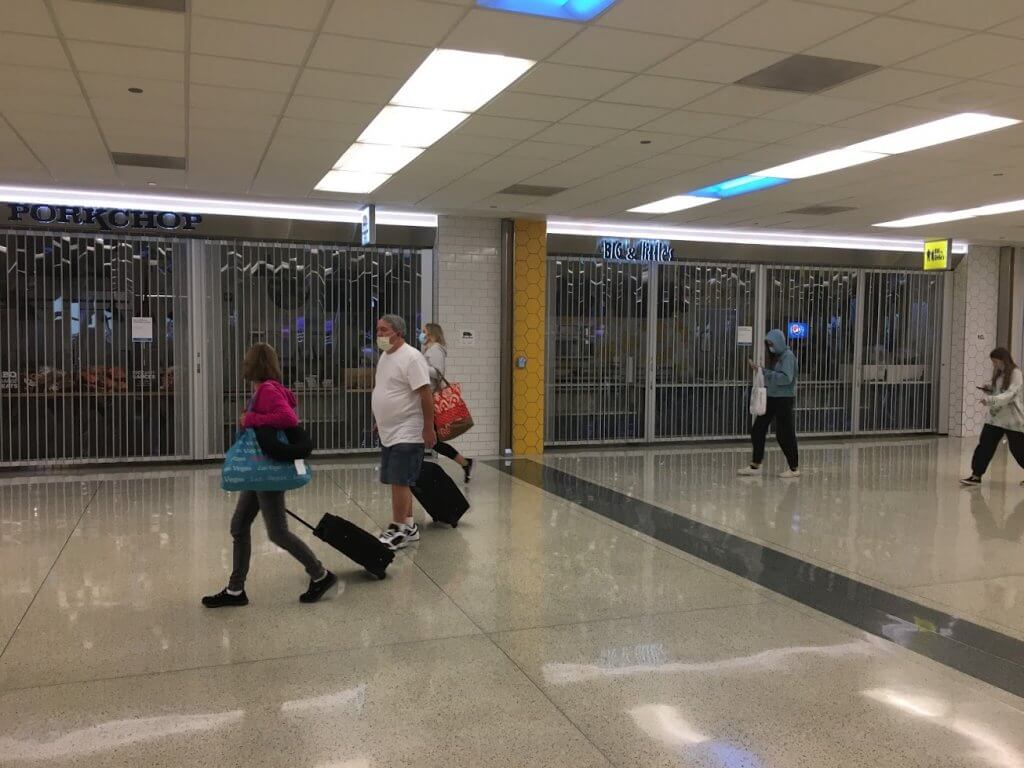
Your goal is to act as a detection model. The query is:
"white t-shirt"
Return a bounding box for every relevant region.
[372,342,432,447]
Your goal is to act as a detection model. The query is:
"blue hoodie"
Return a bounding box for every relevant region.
[763,329,797,397]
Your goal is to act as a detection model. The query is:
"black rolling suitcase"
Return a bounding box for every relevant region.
[286,509,394,580]
[412,460,470,527]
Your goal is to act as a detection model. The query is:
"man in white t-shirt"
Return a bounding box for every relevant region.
[371,314,436,550]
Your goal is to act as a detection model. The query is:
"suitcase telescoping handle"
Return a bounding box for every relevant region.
[285,508,316,531]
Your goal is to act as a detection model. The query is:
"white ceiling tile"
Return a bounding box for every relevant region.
[601,76,719,109]
[596,0,762,38]
[650,42,789,84]
[503,141,589,162]
[1,0,56,35]
[708,1,872,53]
[684,86,803,117]
[549,27,688,73]
[284,95,380,126]
[307,34,429,79]
[456,114,548,140]
[481,92,588,122]
[676,136,763,158]
[68,41,183,80]
[462,155,559,183]
[373,174,450,204]
[192,18,314,66]
[81,74,183,105]
[982,63,1024,88]
[525,154,624,187]
[191,55,297,93]
[893,0,1023,30]
[252,137,340,196]
[294,69,400,104]
[564,101,668,130]
[764,95,876,124]
[0,64,79,94]
[600,130,693,155]
[118,167,187,189]
[529,123,625,146]
[835,104,945,132]
[323,0,465,46]
[190,127,270,152]
[808,0,907,9]
[0,32,69,68]
[513,63,631,99]
[994,16,1024,39]
[51,0,185,49]
[419,179,507,208]
[189,108,278,136]
[442,8,580,59]
[642,109,745,137]
[432,133,520,155]
[717,118,815,142]
[103,123,185,156]
[901,34,1024,78]
[0,89,90,117]
[903,80,1022,111]
[192,0,329,30]
[636,152,716,172]
[823,68,958,103]
[190,84,288,115]
[275,117,357,143]
[809,17,967,66]
[89,99,184,125]
[414,148,496,173]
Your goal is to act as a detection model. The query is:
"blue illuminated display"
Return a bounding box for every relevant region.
[476,0,617,21]
[690,175,789,199]
[787,322,808,340]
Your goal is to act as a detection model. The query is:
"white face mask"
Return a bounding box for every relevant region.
[376,335,393,352]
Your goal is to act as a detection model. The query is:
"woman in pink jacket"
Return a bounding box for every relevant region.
[203,343,336,608]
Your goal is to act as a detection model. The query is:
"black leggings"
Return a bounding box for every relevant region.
[971,424,1024,477]
[434,441,460,461]
[751,396,799,470]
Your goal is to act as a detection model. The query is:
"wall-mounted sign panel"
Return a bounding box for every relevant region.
[597,238,674,262]
[923,238,951,271]
[6,202,202,232]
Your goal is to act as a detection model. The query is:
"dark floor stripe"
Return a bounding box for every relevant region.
[489,458,1024,699]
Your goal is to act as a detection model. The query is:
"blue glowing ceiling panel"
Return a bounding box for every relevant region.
[476,0,618,22]
[690,175,789,199]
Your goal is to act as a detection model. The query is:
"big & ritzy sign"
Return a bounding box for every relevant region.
[6,203,202,232]
[597,237,675,262]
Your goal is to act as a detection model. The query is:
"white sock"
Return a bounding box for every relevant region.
[226,588,242,596]
[404,517,415,528]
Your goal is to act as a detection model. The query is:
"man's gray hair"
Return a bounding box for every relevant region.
[379,314,407,337]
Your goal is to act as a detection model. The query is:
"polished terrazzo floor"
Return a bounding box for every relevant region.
[1,437,1023,767]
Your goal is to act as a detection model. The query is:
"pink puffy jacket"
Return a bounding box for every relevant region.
[243,380,299,429]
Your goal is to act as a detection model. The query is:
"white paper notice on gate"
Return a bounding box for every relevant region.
[132,317,154,342]
[737,325,753,345]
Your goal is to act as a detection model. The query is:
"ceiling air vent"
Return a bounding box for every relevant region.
[499,184,568,197]
[786,204,858,216]
[88,0,187,11]
[736,55,878,94]
[112,152,186,170]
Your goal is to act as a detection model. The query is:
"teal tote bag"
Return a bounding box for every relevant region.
[220,429,312,492]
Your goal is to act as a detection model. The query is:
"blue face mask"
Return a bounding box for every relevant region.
[418,332,428,345]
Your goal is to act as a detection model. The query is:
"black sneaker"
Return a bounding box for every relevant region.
[300,570,337,603]
[960,475,982,487]
[463,458,474,484]
[202,589,248,608]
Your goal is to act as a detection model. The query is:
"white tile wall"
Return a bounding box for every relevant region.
[434,215,502,456]
[948,245,1000,437]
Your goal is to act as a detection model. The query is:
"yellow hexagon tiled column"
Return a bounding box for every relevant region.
[512,219,547,455]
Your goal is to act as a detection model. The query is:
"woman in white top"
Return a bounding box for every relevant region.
[962,347,1024,486]
[420,323,474,484]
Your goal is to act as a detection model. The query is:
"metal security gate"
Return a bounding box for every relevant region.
[546,258,649,444]
[653,263,758,440]
[858,271,943,433]
[201,241,425,456]
[0,231,191,466]
[544,259,944,446]
[766,266,859,435]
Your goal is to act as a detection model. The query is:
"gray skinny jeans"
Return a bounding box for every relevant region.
[228,490,324,591]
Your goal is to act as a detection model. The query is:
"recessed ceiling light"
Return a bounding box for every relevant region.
[755,148,885,179]
[640,140,652,145]
[628,196,717,214]
[875,198,1024,227]
[333,143,423,175]
[128,87,143,94]
[146,181,157,187]
[392,49,534,113]
[849,113,1021,155]
[475,0,617,22]
[358,106,469,148]
[314,169,392,194]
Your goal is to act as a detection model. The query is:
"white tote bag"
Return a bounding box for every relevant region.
[750,368,767,417]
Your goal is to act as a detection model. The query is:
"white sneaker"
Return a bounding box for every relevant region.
[737,465,763,476]
[378,522,420,550]
[779,469,801,479]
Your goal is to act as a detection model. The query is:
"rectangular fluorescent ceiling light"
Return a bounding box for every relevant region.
[392,49,534,113]
[629,196,717,214]
[358,106,469,149]
[756,149,885,180]
[690,175,789,199]
[314,170,392,194]
[334,143,423,175]
[849,113,1021,155]
[476,0,618,22]
[875,198,1024,228]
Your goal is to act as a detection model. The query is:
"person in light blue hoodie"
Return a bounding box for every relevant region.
[740,329,800,478]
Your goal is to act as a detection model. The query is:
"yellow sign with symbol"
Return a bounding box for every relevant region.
[924,239,950,271]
